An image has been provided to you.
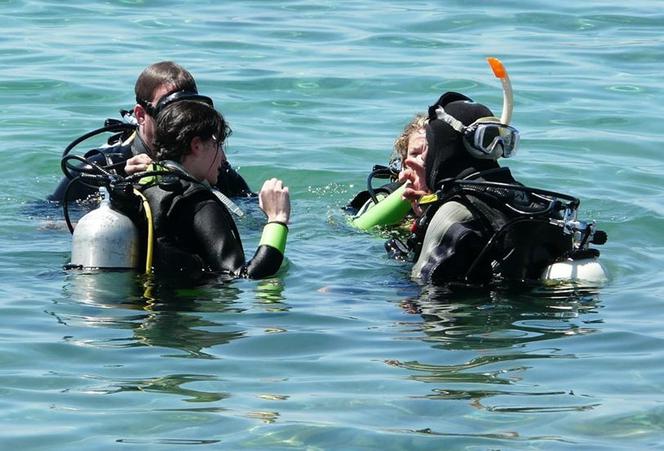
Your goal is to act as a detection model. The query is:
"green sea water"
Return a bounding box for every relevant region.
[1,1,663,449]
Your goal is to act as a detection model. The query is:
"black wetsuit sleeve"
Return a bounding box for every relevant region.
[243,245,284,279]
[188,199,283,278]
[215,161,255,198]
[48,146,133,203]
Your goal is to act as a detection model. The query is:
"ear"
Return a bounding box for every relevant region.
[190,136,205,156]
[134,103,147,126]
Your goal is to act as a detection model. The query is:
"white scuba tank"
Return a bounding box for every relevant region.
[541,218,609,285]
[541,257,608,285]
[70,187,139,269]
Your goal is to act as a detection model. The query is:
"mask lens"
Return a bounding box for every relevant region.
[501,130,519,157]
[481,126,500,150]
[470,123,519,157]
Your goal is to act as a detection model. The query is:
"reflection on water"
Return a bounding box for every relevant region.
[254,278,288,311]
[400,284,602,349]
[90,373,229,403]
[50,271,271,410]
[59,271,249,357]
[132,311,245,359]
[116,439,221,445]
[392,284,604,414]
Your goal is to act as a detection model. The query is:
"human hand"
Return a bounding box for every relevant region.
[259,178,290,224]
[399,155,429,216]
[125,154,153,175]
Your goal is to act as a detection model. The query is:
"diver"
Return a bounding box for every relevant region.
[49,61,253,204]
[135,99,289,279]
[354,57,607,286]
[398,84,607,286]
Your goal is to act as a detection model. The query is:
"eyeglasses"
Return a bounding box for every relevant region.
[211,134,225,153]
[434,106,519,159]
[136,90,214,118]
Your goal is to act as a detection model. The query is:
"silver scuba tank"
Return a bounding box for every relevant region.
[70,187,140,269]
[541,258,608,285]
[540,216,609,285]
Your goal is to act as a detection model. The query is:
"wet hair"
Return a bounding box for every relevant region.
[154,100,232,162]
[391,113,428,164]
[134,61,198,105]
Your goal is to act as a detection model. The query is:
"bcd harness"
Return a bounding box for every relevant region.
[399,168,607,285]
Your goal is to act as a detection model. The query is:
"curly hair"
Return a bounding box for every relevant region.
[154,100,232,162]
[391,113,428,164]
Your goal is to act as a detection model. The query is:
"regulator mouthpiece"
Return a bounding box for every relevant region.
[487,57,513,125]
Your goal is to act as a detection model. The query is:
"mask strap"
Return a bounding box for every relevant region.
[435,106,466,134]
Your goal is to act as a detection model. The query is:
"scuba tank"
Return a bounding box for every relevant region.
[542,258,608,284]
[70,187,140,269]
[540,218,609,284]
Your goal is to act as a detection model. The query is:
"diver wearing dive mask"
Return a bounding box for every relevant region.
[359,57,606,286]
[49,61,254,204]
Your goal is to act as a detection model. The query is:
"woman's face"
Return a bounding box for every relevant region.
[405,128,427,163]
[203,135,226,185]
[400,128,428,192]
[184,135,226,185]
[398,128,431,216]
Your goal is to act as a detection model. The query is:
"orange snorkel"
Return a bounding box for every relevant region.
[487,57,513,125]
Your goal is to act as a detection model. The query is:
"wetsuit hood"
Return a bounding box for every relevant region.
[424,92,500,190]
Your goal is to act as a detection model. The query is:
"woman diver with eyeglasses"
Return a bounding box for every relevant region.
[136,99,290,279]
[49,61,254,205]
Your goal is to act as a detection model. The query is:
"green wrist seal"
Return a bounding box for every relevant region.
[259,222,288,254]
[352,184,411,230]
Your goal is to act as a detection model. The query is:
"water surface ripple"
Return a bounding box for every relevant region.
[1,1,662,449]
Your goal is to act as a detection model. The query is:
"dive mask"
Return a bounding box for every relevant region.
[137,90,214,117]
[435,106,519,159]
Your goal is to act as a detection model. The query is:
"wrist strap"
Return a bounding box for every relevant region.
[259,222,288,254]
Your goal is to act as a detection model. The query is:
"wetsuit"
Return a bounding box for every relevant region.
[140,165,285,279]
[49,133,253,203]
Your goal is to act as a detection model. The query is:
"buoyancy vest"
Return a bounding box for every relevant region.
[409,168,575,285]
[139,172,241,276]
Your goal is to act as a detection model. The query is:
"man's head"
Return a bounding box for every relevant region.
[133,61,199,151]
[155,100,232,185]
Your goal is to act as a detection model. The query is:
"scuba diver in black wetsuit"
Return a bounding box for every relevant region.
[48,61,253,204]
[382,58,608,286]
[136,99,289,278]
[397,88,607,286]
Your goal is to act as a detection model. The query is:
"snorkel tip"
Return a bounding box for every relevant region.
[486,56,513,125]
[487,57,506,79]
